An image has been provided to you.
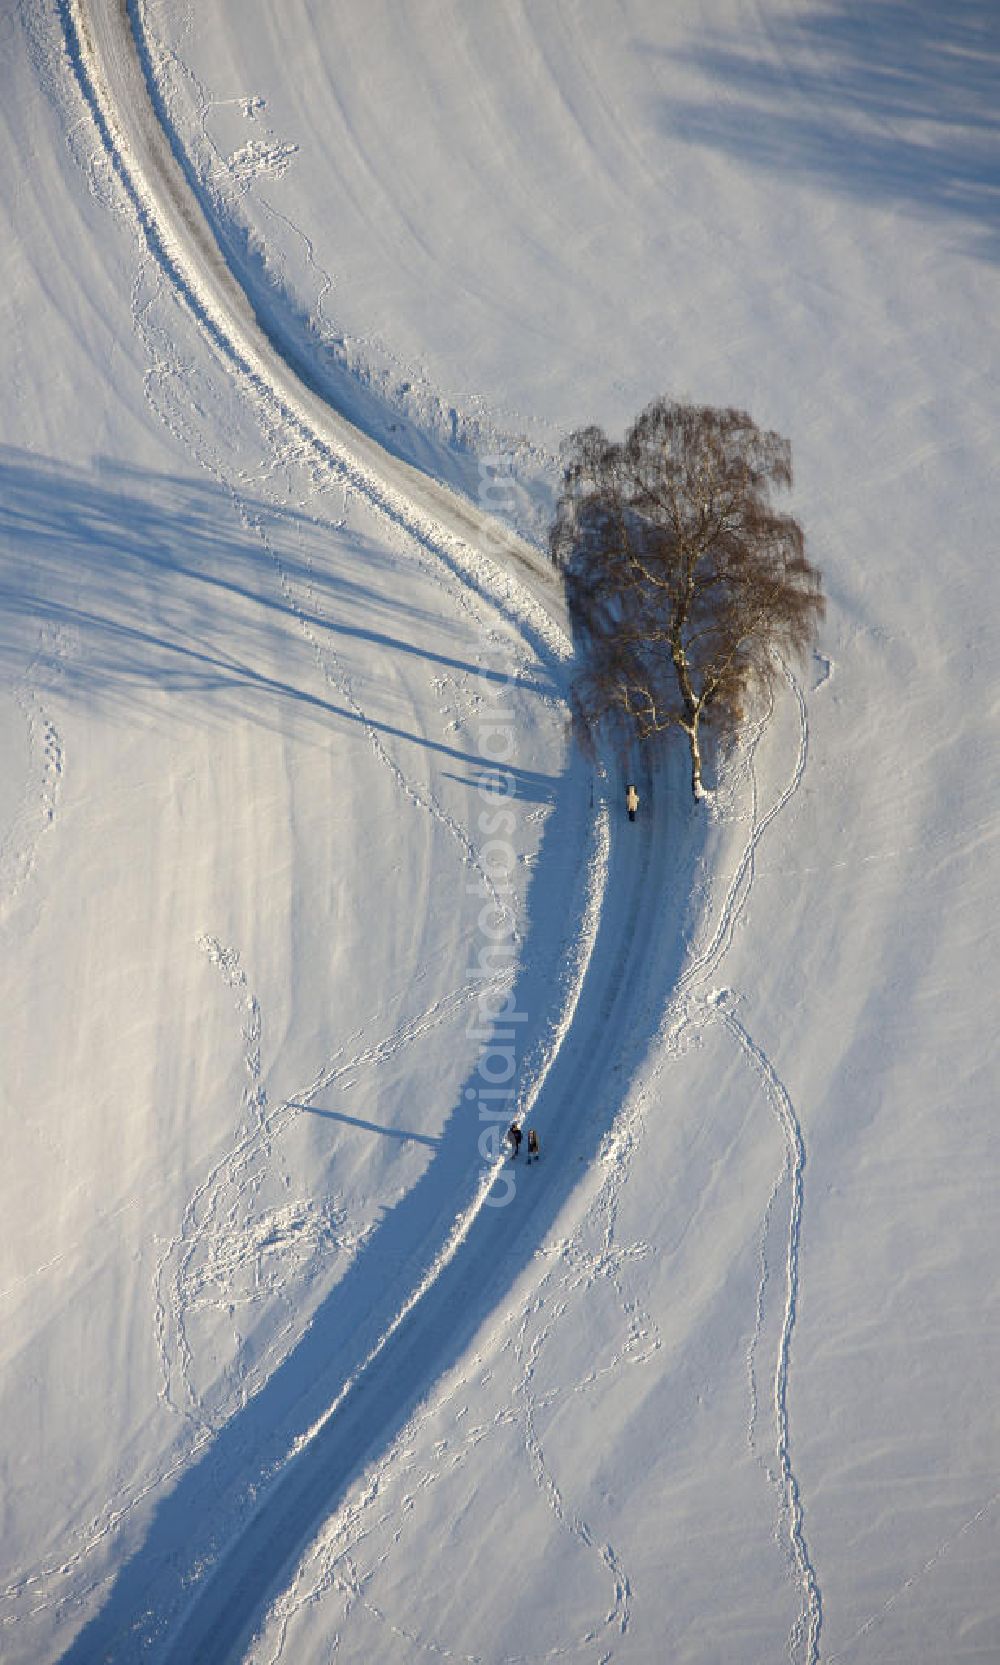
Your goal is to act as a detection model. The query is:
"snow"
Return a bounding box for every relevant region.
[2,1,999,1662]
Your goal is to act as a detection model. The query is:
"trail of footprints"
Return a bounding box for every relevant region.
[154,936,511,1435]
[0,641,67,923]
[621,665,822,1665]
[253,1206,656,1665]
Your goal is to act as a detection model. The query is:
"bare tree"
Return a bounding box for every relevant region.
[550,399,825,799]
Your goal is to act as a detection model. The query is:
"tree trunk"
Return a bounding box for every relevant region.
[670,628,705,801]
[682,717,706,801]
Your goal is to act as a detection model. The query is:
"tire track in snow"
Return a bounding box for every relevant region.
[158,762,655,1665]
[83,0,545,941]
[154,795,612,1665]
[239,767,653,1665]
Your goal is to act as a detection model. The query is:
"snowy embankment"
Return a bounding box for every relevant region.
[3,1,1000,1663]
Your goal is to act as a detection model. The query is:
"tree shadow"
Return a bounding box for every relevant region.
[0,449,556,800]
[650,0,1000,261]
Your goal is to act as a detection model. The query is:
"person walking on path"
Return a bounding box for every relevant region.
[626,783,639,822]
[507,1122,522,1159]
[526,1129,540,1163]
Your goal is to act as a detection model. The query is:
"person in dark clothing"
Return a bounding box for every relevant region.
[507,1122,522,1158]
[527,1129,540,1162]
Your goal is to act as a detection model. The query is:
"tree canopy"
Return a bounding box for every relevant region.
[550,398,825,798]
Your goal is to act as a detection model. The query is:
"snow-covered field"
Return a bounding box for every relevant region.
[2,2,998,1661]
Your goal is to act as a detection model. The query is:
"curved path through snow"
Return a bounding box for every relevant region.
[159,779,670,1665]
[54,3,695,1660]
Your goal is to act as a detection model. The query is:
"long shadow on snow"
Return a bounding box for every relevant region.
[58,742,702,1661]
[649,0,1000,262]
[0,450,555,798]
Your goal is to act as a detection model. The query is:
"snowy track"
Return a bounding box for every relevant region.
[165,804,666,1665]
[44,2,697,1660]
[57,760,679,1664]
